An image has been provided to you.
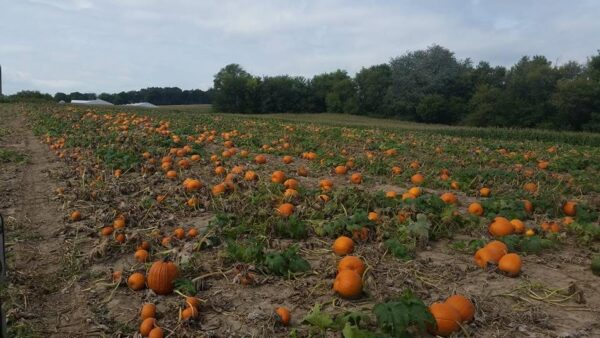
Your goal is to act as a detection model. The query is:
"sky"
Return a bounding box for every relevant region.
[1,0,599,95]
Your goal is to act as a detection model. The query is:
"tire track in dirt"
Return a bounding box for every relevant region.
[3,110,95,337]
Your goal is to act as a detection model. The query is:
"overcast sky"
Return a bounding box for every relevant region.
[1,0,599,95]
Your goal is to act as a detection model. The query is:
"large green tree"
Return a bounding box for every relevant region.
[213,64,260,113]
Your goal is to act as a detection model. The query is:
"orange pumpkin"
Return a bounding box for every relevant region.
[337,255,366,276]
[128,272,146,291]
[498,253,522,277]
[444,294,475,323]
[350,173,362,184]
[332,236,354,256]
[333,269,362,299]
[468,202,484,216]
[334,165,348,175]
[488,219,514,237]
[563,201,577,216]
[440,192,457,204]
[275,307,291,326]
[411,173,424,185]
[277,203,294,217]
[428,302,461,336]
[147,260,179,295]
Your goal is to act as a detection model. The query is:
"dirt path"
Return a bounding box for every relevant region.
[1,107,94,337]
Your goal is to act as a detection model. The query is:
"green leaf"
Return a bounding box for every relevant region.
[303,304,335,329]
[342,323,377,338]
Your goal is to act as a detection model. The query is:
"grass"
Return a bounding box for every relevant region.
[0,148,27,163]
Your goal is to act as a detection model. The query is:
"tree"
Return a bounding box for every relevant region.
[213,64,260,113]
[388,45,472,121]
[54,92,69,102]
[260,76,309,113]
[355,64,392,116]
[308,70,355,113]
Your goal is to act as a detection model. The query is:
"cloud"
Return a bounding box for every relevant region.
[1,0,599,94]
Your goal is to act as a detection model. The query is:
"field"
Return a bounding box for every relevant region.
[1,102,599,337]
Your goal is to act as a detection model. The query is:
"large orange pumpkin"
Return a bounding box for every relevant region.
[428,302,461,336]
[147,260,179,295]
[444,294,475,323]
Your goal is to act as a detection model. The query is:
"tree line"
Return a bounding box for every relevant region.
[213,45,600,132]
[1,87,213,106]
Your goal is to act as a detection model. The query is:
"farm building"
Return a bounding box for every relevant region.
[125,102,157,108]
[70,99,114,106]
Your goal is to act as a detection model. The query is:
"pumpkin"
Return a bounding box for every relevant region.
[283,178,299,190]
[440,192,457,204]
[115,233,126,243]
[319,179,334,191]
[277,203,294,217]
[411,173,424,185]
[128,272,146,291]
[244,170,258,181]
[275,307,291,326]
[350,173,362,184]
[166,170,177,179]
[408,187,422,197]
[147,260,179,295]
[180,306,199,320]
[368,212,378,222]
[479,187,491,197]
[445,294,475,323]
[391,166,402,175]
[428,302,461,336]
[254,155,267,164]
[113,217,126,228]
[282,155,294,164]
[450,181,460,190]
[140,317,156,336]
[140,303,156,320]
[474,248,494,269]
[283,189,299,198]
[522,200,533,214]
[188,228,199,238]
[523,182,537,193]
[174,227,185,239]
[297,166,309,177]
[563,201,577,216]
[211,183,227,195]
[333,269,362,299]
[468,202,484,216]
[484,241,507,262]
[337,255,365,276]
[332,236,354,255]
[271,171,286,184]
[190,154,201,161]
[101,226,114,236]
[214,166,226,176]
[70,210,82,222]
[148,328,163,338]
[510,219,525,233]
[186,296,201,309]
[334,165,348,175]
[135,249,150,263]
[498,253,522,277]
[386,191,397,199]
[488,219,514,237]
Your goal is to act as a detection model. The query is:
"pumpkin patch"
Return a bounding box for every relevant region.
[4,103,598,337]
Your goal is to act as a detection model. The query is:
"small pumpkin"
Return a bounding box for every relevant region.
[563,201,577,216]
[468,202,484,216]
[277,203,294,217]
[147,260,179,295]
[128,272,146,291]
[275,307,291,326]
[488,219,514,237]
[148,327,164,338]
[135,249,150,263]
[411,173,424,185]
[332,236,354,256]
[140,317,156,336]
[140,303,156,320]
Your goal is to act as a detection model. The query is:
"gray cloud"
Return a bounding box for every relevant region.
[0,0,598,95]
